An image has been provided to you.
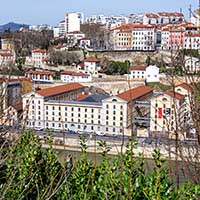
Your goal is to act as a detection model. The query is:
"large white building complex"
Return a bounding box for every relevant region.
[23,84,153,136]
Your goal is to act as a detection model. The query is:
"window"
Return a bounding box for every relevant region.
[91,109,94,113]
[106,110,109,114]
[46,122,49,127]
[65,124,67,128]
[52,112,55,115]
[52,123,55,127]
[91,126,94,130]
[38,111,41,115]
[113,105,116,109]
[59,107,61,111]
[120,105,123,110]
[106,127,109,131]
[78,108,80,112]
[113,116,116,120]
[106,104,109,109]
[71,107,74,111]
[65,107,67,111]
[113,128,116,132]
[46,106,48,110]
[85,108,87,112]
[59,123,61,127]
[52,106,55,110]
[106,116,109,120]
[113,111,116,115]
[85,119,87,123]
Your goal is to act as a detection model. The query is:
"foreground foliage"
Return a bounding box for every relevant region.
[0,131,200,199]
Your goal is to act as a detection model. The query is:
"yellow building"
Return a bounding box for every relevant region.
[150,90,186,139]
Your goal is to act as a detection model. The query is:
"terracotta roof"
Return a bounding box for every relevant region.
[25,70,55,75]
[129,65,146,71]
[185,33,200,37]
[32,48,47,53]
[78,62,85,69]
[76,93,90,101]
[145,13,159,18]
[158,12,184,17]
[176,83,193,92]
[36,83,86,97]
[112,23,155,31]
[0,52,13,57]
[61,71,90,77]
[165,91,184,100]
[83,57,100,62]
[117,85,153,102]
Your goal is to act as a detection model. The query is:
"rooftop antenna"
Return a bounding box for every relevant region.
[189,4,192,19]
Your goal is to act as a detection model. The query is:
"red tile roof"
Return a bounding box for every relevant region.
[0,52,13,57]
[32,48,47,53]
[165,91,184,100]
[145,13,159,18]
[83,57,100,62]
[158,12,184,17]
[176,83,193,92]
[76,93,90,101]
[185,33,200,37]
[112,23,155,31]
[117,85,153,102]
[36,83,86,97]
[61,71,90,77]
[129,65,146,71]
[25,70,55,75]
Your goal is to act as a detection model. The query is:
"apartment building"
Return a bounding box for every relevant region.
[31,49,48,67]
[184,33,200,50]
[0,51,15,67]
[111,23,156,51]
[65,31,85,47]
[60,71,92,83]
[150,90,186,138]
[65,12,83,33]
[184,57,200,73]
[25,70,55,83]
[22,83,87,128]
[77,57,101,77]
[23,85,153,136]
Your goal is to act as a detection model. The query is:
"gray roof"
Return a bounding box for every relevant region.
[80,93,109,103]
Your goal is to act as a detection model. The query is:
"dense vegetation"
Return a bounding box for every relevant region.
[0,130,199,199]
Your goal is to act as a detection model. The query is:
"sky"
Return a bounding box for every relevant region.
[0,0,198,26]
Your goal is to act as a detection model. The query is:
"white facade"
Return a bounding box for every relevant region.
[161,30,169,50]
[129,65,160,82]
[77,57,101,77]
[132,27,156,51]
[23,85,153,136]
[0,51,15,67]
[184,57,200,73]
[184,34,200,50]
[31,49,48,67]
[53,27,60,38]
[146,65,160,82]
[58,20,65,36]
[60,71,92,83]
[25,70,55,83]
[65,12,83,33]
[79,38,91,48]
[65,32,85,46]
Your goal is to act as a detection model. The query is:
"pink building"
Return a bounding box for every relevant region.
[168,28,185,50]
